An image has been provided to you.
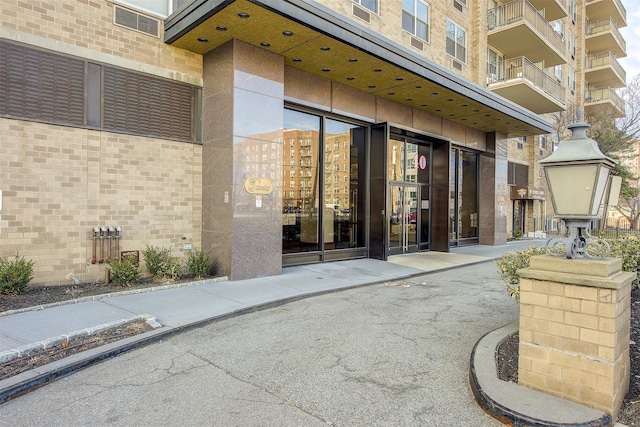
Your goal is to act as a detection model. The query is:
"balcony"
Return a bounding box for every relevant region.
[585,52,626,88]
[487,56,566,114]
[585,87,625,118]
[529,0,568,21]
[488,0,566,67]
[585,17,626,58]
[586,0,627,28]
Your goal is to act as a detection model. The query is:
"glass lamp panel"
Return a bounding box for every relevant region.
[590,165,611,216]
[545,164,598,216]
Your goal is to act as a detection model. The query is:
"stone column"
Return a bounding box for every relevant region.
[518,255,634,417]
[478,132,508,245]
[202,40,284,280]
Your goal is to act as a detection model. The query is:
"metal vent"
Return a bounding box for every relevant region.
[114,6,159,37]
[452,59,463,71]
[410,37,424,50]
[453,0,463,12]
[352,4,371,23]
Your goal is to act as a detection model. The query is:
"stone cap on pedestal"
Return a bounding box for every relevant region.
[518,255,635,289]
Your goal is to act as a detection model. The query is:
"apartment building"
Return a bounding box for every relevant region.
[0,0,626,284]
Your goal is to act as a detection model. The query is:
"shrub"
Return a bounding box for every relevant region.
[496,246,547,302]
[108,256,141,287]
[607,235,640,287]
[185,249,212,278]
[0,253,35,295]
[141,245,183,281]
[512,229,524,240]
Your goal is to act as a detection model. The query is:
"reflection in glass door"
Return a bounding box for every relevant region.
[389,184,418,254]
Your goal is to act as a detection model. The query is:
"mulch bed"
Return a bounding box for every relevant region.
[497,287,640,426]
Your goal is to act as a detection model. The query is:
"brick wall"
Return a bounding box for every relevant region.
[518,255,633,416]
[0,118,202,285]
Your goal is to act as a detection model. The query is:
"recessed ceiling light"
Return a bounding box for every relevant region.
[395,77,404,81]
[373,68,382,72]
[348,58,358,62]
[346,77,355,80]
[322,68,331,72]
[405,98,412,102]
[461,104,467,107]
[388,92,395,95]
[473,109,480,112]
[484,114,491,117]
[447,98,454,102]
[216,26,227,31]
[368,85,376,88]
[461,118,467,121]
[435,109,442,112]
[292,58,302,62]
[415,85,422,89]
[449,114,455,117]
[283,30,294,36]
[320,46,330,51]
[432,92,439,95]
[197,37,208,42]
[421,104,428,107]
[237,12,249,18]
[260,42,270,47]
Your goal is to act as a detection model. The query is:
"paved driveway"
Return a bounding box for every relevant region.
[0,263,514,426]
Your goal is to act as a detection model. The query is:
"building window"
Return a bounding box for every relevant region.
[353,0,378,14]
[568,31,576,58]
[569,0,577,23]
[568,65,576,92]
[553,20,564,38]
[113,0,190,17]
[507,162,529,186]
[554,65,563,82]
[446,19,466,63]
[402,0,430,43]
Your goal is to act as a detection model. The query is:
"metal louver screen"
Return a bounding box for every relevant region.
[103,67,193,141]
[0,40,85,126]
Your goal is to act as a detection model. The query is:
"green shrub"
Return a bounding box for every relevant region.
[108,256,141,287]
[186,249,212,278]
[607,235,640,287]
[496,246,547,302]
[0,253,35,295]
[512,229,524,240]
[141,245,183,281]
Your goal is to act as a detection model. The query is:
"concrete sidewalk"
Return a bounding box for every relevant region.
[0,239,622,426]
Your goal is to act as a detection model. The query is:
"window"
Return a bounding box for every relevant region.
[446,19,466,63]
[113,0,190,17]
[353,0,378,14]
[539,135,548,151]
[567,65,576,92]
[554,65,563,82]
[553,20,564,38]
[402,0,430,42]
[508,162,529,186]
[568,31,576,58]
[569,0,577,23]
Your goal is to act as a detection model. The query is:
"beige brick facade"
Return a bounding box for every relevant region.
[0,118,202,285]
[518,255,634,416]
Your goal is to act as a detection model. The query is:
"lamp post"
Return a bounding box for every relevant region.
[539,108,616,259]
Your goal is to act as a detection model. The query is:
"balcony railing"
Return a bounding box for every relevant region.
[586,51,626,83]
[487,56,566,104]
[585,87,625,112]
[586,0,626,24]
[488,0,565,54]
[586,17,626,52]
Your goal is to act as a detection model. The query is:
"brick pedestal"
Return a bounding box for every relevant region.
[518,255,634,417]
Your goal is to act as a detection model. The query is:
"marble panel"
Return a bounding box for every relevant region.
[233,89,284,139]
[442,119,465,143]
[465,127,486,151]
[234,40,284,97]
[331,82,376,121]
[284,67,331,110]
[412,109,443,136]
[202,229,232,277]
[230,227,282,280]
[376,97,412,127]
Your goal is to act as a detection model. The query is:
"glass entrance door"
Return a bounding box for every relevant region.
[389,184,418,255]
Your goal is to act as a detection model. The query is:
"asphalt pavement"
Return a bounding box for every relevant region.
[0,239,624,426]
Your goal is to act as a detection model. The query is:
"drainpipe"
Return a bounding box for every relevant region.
[115,226,121,260]
[91,227,99,264]
[99,226,106,263]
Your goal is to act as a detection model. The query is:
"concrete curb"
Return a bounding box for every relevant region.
[469,321,616,427]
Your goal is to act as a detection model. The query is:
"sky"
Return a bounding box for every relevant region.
[619,2,640,81]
